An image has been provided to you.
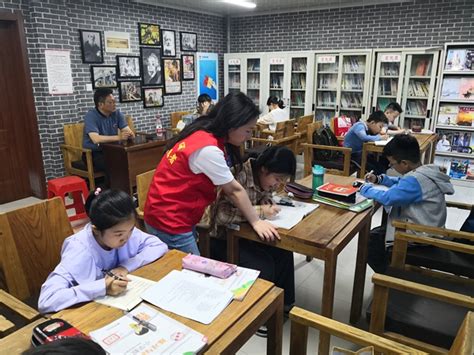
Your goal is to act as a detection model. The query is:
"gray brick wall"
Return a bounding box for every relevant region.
[0,0,226,180]
[230,0,474,52]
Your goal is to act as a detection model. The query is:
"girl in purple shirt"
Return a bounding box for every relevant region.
[38,189,167,313]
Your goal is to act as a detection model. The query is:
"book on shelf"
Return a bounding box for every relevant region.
[292,59,307,72]
[445,49,474,71]
[377,98,391,112]
[89,304,207,354]
[408,80,429,97]
[406,100,427,116]
[381,62,399,76]
[414,58,430,76]
[449,159,473,180]
[436,129,474,154]
[318,92,336,107]
[436,129,454,152]
[442,78,474,100]
[319,74,337,90]
[437,104,474,126]
[460,78,474,100]
[343,56,365,73]
[343,75,364,90]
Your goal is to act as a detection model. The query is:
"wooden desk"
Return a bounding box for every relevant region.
[102,138,167,194]
[359,133,438,177]
[0,318,47,353]
[41,250,282,354]
[226,174,373,355]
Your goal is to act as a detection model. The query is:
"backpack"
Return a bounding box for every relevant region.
[312,125,339,161]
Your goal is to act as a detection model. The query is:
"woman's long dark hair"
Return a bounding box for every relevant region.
[166,92,260,167]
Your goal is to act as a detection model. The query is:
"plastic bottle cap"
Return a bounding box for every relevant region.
[312,165,325,175]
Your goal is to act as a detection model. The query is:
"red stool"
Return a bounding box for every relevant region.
[47,176,90,222]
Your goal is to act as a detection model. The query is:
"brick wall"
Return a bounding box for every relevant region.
[229,0,474,52]
[0,0,226,180]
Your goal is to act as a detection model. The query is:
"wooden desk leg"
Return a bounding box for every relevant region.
[289,322,308,355]
[226,230,239,264]
[359,144,368,178]
[319,252,337,355]
[350,216,370,324]
[266,289,284,355]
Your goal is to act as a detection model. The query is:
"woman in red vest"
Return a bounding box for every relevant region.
[144,92,279,254]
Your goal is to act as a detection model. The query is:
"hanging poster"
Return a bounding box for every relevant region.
[196,52,219,101]
[44,49,73,95]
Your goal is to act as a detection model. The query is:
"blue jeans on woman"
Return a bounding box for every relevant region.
[145,222,200,255]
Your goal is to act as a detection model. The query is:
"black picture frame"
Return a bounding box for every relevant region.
[163,58,182,95]
[181,54,195,81]
[79,29,103,63]
[118,81,142,102]
[138,22,161,46]
[116,55,141,80]
[143,87,164,108]
[161,29,176,57]
[180,31,197,52]
[90,65,117,89]
[140,47,163,87]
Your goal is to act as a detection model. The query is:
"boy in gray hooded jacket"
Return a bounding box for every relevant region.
[360,134,454,273]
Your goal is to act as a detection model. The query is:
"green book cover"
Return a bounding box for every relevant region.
[312,194,373,213]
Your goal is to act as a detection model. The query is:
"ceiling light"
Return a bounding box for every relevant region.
[222,0,256,9]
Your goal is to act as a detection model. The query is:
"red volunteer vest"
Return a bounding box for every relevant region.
[144,131,226,234]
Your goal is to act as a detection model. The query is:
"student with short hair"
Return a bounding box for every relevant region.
[38,189,168,313]
[196,93,214,116]
[257,96,289,131]
[383,102,405,135]
[360,134,454,273]
[343,110,389,174]
[210,146,296,316]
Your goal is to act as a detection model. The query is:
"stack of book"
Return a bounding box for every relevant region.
[313,182,373,213]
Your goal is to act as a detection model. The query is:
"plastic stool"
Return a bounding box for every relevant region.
[47,176,89,222]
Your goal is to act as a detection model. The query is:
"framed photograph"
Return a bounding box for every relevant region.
[196,52,218,100]
[117,56,141,79]
[118,81,142,102]
[79,30,103,63]
[163,58,182,95]
[180,31,197,52]
[140,47,163,86]
[104,31,131,53]
[138,23,160,46]
[161,29,176,57]
[143,87,164,108]
[90,65,117,89]
[182,54,195,81]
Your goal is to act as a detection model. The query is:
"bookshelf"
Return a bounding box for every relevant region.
[224,55,242,96]
[433,43,474,182]
[246,57,261,107]
[370,49,440,130]
[314,50,372,125]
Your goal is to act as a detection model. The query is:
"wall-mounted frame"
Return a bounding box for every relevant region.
[138,22,161,46]
[196,52,218,100]
[117,55,141,80]
[90,65,117,89]
[180,31,197,52]
[161,29,176,57]
[143,87,164,108]
[163,58,182,95]
[79,29,103,63]
[140,47,163,86]
[119,81,142,103]
[182,54,195,81]
[104,31,131,53]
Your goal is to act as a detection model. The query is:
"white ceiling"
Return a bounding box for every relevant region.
[132,0,412,17]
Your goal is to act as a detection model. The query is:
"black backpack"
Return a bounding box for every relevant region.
[312,125,339,161]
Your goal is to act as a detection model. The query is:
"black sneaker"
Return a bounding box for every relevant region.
[256,325,267,338]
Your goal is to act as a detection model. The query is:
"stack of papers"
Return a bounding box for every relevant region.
[269,198,319,229]
[374,137,393,146]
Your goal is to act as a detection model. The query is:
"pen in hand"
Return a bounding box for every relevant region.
[102,269,129,282]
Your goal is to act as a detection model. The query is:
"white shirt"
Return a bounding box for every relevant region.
[257,107,289,131]
[189,146,234,186]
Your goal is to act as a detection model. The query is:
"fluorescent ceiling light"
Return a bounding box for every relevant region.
[222,0,256,8]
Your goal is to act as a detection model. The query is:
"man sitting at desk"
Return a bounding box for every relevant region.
[83,88,135,185]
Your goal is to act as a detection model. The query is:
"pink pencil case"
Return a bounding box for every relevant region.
[182,254,237,279]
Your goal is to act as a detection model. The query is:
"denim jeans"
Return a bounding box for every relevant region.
[145,222,200,255]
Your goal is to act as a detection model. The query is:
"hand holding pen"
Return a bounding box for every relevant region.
[364,170,378,184]
[103,268,130,296]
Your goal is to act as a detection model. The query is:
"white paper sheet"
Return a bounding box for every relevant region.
[374,137,393,146]
[141,270,234,324]
[268,198,319,229]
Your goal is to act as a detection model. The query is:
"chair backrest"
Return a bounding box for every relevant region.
[136,169,155,218]
[274,119,296,139]
[296,114,314,134]
[307,121,324,144]
[126,115,136,133]
[63,123,84,162]
[170,111,192,129]
[0,197,73,300]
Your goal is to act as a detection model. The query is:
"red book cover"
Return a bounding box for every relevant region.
[317,183,358,196]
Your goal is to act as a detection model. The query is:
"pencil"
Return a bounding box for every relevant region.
[102,269,128,282]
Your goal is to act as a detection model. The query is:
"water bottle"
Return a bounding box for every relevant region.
[312,165,325,191]
[155,114,165,140]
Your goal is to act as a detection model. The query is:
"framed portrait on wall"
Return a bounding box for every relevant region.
[180,31,197,52]
[143,87,164,108]
[138,23,160,46]
[118,81,142,102]
[90,65,117,89]
[182,54,195,81]
[104,31,131,53]
[196,52,218,101]
[163,58,182,95]
[116,56,141,79]
[79,30,103,63]
[161,29,176,57]
[140,47,163,86]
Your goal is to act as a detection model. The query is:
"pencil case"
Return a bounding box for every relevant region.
[182,254,237,279]
[31,318,89,347]
[284,182,314,199]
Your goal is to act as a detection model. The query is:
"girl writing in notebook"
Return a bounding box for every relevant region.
[144,92,279,255]
[38,189,168,313]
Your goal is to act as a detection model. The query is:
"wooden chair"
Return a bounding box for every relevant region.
[289,306,429,355]
[169,111,193,136]
[367,218,474,353]
[295,114,314,155]
[60,115,136,191]
[302,122,355,177]
[0,289,40,338]
[135,169,155,230]
[0,197,73,301]
[248,119,299,156]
